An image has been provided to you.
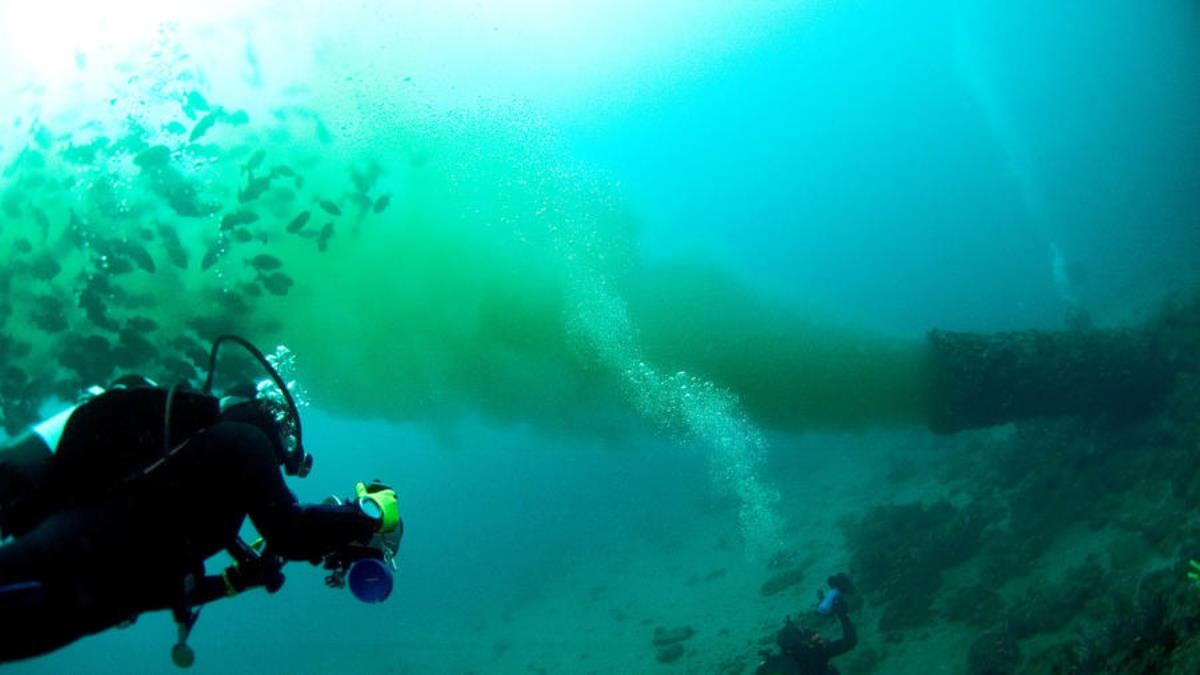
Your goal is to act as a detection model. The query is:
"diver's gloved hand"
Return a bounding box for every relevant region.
[221,556,285,596]
[355,481,402,535]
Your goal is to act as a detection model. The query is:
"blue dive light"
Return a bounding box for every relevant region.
[348,558,393,603]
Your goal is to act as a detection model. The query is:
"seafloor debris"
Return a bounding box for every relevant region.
[968,630,1020,675]
[652,625,695,664]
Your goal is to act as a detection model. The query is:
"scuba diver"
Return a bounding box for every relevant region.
[756,574,858,675]
[0,336,402,666]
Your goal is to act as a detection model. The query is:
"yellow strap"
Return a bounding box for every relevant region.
[221,570,239,597]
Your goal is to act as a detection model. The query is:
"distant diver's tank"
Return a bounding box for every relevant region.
[924,328,1176,433]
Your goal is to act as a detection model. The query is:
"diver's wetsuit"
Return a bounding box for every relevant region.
[756,611,858,675]
[0,389,377,662]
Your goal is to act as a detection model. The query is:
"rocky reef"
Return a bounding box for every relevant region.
[839,291,1200,672]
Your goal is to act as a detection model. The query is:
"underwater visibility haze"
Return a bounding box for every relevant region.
[1,0,1199,672]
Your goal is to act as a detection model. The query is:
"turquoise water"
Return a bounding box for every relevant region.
[2,1,1199,672]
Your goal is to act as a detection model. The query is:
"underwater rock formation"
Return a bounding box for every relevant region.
[652,625,696,646]
[844,500,986,633]
[655,643,684,664]
[943,584,1005,629]
[836,319,1200,671]
[967,629,1020,675]
[1004,559,1107,639]
[760,566,809,597]
[1024,565,1199,673]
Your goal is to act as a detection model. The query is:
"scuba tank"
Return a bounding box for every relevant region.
[0,431,56,539]
[0,385,103,538]
[0,379,216,539]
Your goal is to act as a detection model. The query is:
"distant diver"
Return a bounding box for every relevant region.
[756,574,858,674]
[0,336,403,666]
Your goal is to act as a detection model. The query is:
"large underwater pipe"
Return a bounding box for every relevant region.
[623,265,1190,437]
[923,326,1180,434]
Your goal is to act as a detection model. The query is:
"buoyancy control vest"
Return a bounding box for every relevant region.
[0,381,220,539]
[1,334,311,541]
